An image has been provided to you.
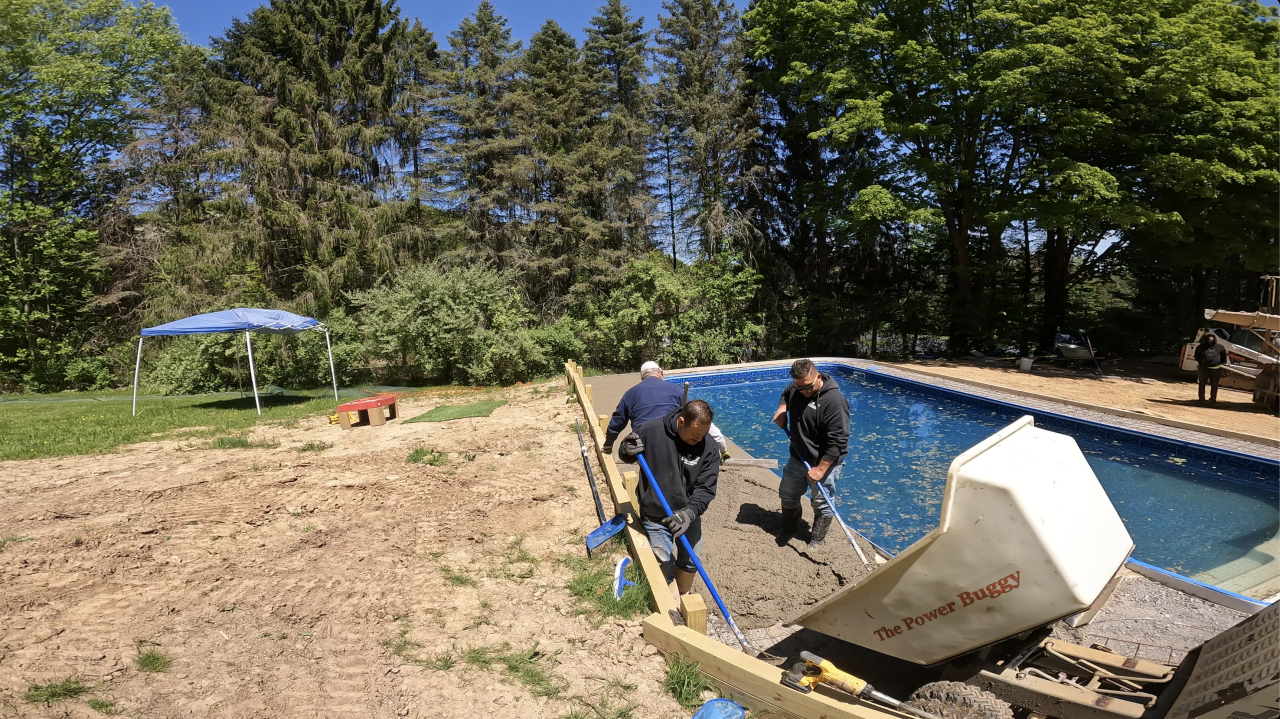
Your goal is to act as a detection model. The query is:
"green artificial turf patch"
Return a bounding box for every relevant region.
[405,400,507,423]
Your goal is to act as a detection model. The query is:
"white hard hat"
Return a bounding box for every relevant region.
[640,361,662,375]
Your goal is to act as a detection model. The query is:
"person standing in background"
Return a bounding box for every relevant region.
[772,359,850,549]
[603,361,729,458]
[1194,334,1227,405]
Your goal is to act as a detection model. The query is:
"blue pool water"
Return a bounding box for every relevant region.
[688,365,1279,585]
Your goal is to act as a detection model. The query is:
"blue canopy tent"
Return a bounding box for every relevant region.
[133,308,338,416]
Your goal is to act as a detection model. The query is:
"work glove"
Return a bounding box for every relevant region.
[662,507,697,539]
[618,432,644,460]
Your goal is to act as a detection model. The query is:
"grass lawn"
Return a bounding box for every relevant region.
[404,400,507,423]
[0,390,338,461]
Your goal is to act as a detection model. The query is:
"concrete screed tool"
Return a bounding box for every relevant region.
[573,417,626,557]
[782,651,945,719]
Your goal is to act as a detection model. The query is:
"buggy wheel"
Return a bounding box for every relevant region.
[904,681,1015,719]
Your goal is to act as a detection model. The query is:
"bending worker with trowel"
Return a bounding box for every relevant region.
[618,399,720,601]
[772,359,850,549]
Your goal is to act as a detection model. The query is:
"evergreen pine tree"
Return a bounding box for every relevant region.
[207,0,410,313]
[441,1,523,262]
[583,0,654,254]
[653,0,758,262]
[507,20,606,318]
[394,21,442,220]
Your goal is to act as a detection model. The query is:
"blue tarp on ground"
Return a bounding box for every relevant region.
[141,308,320,337]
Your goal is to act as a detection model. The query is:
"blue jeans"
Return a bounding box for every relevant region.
[779,456,842,519]
[642,518,703,584]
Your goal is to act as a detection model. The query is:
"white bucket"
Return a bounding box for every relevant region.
[1019,357,1034,372]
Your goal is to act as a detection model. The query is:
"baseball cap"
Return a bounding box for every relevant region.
[640,361,662,374]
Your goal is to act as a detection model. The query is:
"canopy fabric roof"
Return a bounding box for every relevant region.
[141,308,320,337]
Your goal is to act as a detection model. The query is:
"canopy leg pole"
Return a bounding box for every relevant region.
[245,331,261,416]
[324,329,338,401]
[132,337,143,416]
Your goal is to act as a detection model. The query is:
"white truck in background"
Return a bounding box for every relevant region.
[1179,276,1279,411]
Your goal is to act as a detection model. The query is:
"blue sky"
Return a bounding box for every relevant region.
[159,0,684,46]
[158,0,1278,48]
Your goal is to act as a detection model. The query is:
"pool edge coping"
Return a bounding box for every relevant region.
[664,357,1280,463]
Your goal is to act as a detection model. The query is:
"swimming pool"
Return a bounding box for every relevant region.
[686,364,1279,598]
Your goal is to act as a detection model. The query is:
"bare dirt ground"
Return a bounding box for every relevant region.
[895,359,1279,441]
[0,382,686,718]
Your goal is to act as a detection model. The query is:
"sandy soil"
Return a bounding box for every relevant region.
[0,383,686,719]
[894,360,1279,441]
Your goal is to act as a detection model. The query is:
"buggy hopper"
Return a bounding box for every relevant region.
[791,416,1134,666]
[783,417,1277,719]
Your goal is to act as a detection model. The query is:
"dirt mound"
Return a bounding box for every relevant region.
[694,465,879,630]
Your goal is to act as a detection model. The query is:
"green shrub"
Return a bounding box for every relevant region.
[148,334,243,394]
[529,315,587,372]
[257,307,364,388]
[351,264,546,386]
[62,356,115,390]
[586,254,763,371]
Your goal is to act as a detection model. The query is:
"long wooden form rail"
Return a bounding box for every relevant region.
[563,362,899,719]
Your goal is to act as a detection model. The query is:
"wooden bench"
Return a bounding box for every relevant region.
[336,394,398,429]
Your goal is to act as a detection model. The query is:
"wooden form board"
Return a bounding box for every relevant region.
[565,362,678,618]
[565,362,900,719]
[643,614,908,719]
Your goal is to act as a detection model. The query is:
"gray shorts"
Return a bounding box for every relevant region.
[642,517,703,580]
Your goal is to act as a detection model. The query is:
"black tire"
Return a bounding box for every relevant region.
[904,681,1015,719]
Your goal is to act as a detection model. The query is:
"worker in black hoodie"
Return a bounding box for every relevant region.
[772,358,850,549]
[1194,333,1228,405]
[618,400,719,600]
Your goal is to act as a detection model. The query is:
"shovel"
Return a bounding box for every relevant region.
[574,417,627,557]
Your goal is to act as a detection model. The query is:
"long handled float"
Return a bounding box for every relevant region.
[635,453,772,659]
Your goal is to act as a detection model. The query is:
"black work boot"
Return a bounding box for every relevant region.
[781,507,801,534]
[808,513,834,549]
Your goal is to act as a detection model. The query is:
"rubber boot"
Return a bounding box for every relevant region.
[781,507,801,534]
[808,513,834,549]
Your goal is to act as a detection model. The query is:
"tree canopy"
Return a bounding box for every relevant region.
[0,0,1275,391]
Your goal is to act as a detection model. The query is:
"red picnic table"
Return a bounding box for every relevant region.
[336,394,398,429]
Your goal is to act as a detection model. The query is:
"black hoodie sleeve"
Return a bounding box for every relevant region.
[819,391,850,465]
[686,444,719,516]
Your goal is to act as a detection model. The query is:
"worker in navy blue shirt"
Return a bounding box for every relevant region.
[603,361,728,457]
[772,358,850,549]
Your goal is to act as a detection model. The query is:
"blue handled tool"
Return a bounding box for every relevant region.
[781,426,873,568]
[574,417,627,557]
[635,453,771,659]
